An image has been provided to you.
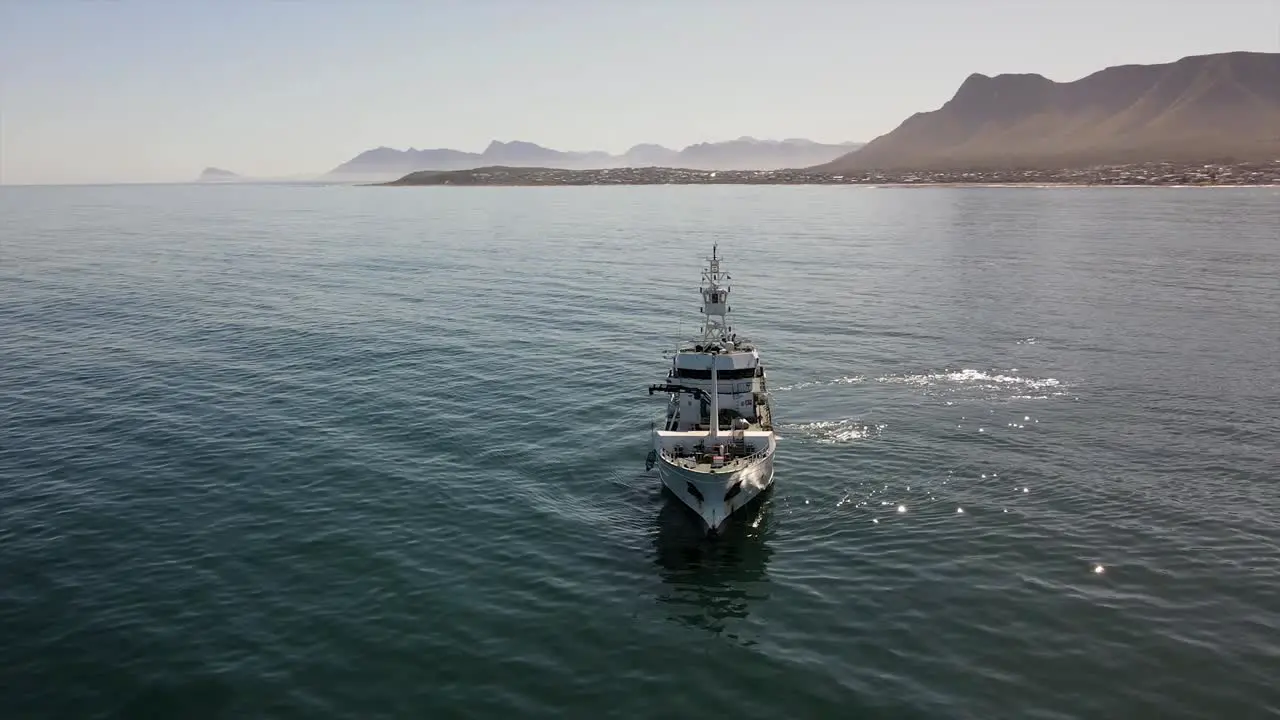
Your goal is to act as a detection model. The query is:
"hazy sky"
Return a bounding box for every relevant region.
[2,0,1278,184]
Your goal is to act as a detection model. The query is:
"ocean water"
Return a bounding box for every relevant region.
[2,183,1279,719]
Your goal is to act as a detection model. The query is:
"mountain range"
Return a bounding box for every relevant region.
[200,50,1280,183]
[815,51,1280,172]
[327,137,863,180]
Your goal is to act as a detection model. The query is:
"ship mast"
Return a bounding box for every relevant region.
[708,361,720,441]
[700,244,729,441]
[699,243,732,344]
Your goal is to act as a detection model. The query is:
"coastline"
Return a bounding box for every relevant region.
[856,182,1280,189]
[378,182,1280,189]
[377,162,1280,188]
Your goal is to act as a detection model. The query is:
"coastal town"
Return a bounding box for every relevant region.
[384,160,1280,187]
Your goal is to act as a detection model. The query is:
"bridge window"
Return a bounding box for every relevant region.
[674,367,758,380]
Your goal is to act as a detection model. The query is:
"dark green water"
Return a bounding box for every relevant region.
[2,184,1278,719]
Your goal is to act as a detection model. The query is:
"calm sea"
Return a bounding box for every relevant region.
[2,184,1278,719]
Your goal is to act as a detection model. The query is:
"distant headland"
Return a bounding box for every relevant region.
[196,167,241,182]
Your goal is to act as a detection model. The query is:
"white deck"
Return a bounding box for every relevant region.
[658,447,771,474]
[653,429,774,474]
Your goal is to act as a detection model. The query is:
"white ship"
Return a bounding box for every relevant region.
[646,244,777,534]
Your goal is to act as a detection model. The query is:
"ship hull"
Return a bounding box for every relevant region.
[655,449,775,534]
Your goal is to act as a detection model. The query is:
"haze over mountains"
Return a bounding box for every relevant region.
[200,51,1280,183]
[327,137,863,180]
[816,51,1280,172]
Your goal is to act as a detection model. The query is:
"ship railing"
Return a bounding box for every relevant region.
[659,449,699,469]
[658,445,770,469]
[727,446,772,466]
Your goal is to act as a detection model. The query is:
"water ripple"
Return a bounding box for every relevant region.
[1,184,1278,719]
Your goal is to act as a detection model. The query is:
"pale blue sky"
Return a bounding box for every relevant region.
[2,0,1277,184]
